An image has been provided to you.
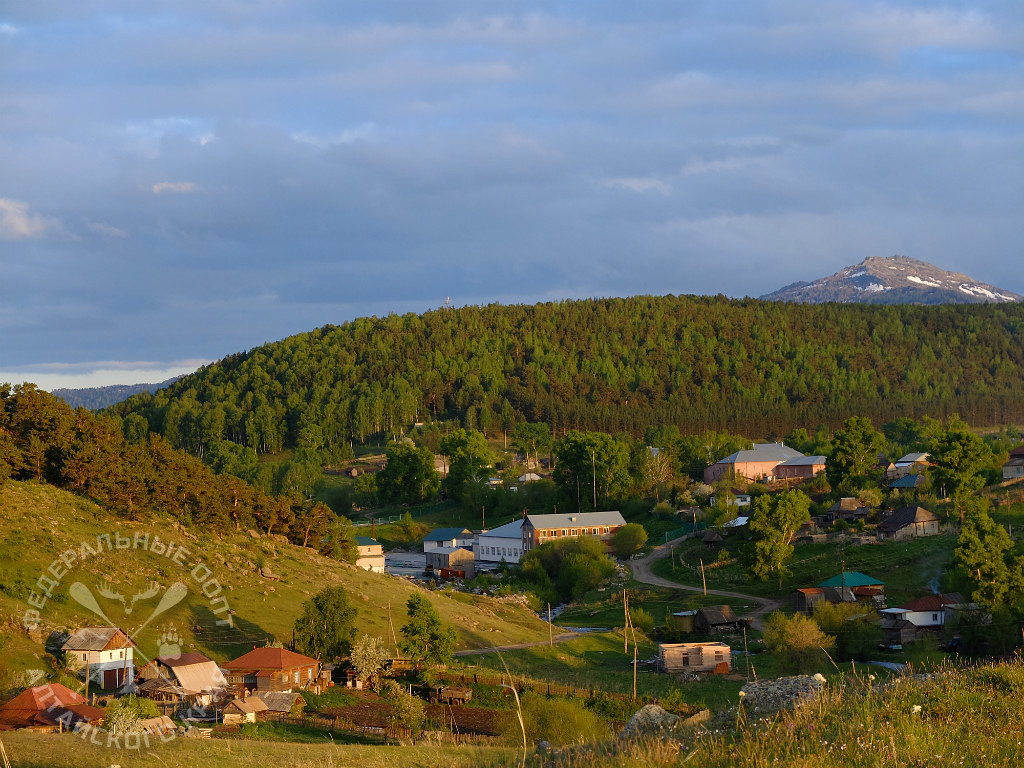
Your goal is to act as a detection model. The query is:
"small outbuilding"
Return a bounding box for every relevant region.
[425,546,475,578]
[355,536,385,573]
[657,642,731,673]
[695,605,743,633]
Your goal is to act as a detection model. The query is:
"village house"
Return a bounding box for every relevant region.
[818,571,885,593]
[694,605,743,633]
[1003,446,1024,481]
[657,641,732,673]
[520,511,627,554]
[0,683,105,732]
[422,527,474,552]
[222,696,268,725]
[354,536,385,573]
[880,593,964,630]
[888,474,927,491]
[876,506,940,541]
[703,443,805,484]
[774,455,827,481]
[135,651,228,717]
[61,627,136,690]
[474,518,525,566]
[827,497,871,524]
[221,647,321,697]
[884,452,930,482]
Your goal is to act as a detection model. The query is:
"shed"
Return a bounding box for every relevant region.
[657,642,731,673]
[666,610,697,633]
[222,696,269,725]
[424,546,475,578]
[695,605,743,633]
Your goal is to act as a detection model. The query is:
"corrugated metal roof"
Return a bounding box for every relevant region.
[478,519,524,539]
[423,527,472,541]
[716,444,804,465]
[817,571,884,588]
[525,511,626,528]
[62,626,134,651]
[222,647,319,671]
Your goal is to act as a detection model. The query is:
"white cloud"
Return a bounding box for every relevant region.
[0,360,209,391]
[602,177,671,194]
[86,220,128,237]
[0,198,57,239]
[151,181,200,194]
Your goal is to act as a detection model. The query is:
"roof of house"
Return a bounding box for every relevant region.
[877,506,939,532]
[1009,445,1024,457]
[0,684,104,728]
[225,696,269,714]
[696,605,737,625]
[157,654,227,694]
[714,444,804,466]
[253,691,302,712]
[478,519,524,538]
[777,455,827,466]
[1004,456,1024,467]
[222,647,319,672]
[518,472,542,482]
[829,497,866,512]
[898,593,963,612]
[423,527,473,542]
[62,626,135,652]
[524,511,627,529]
[427,546,472,556]
[895,452,929,465]
[355,536,380,547]
[722,516,749,528]
[817,571,884,588]
[889,474,927,489]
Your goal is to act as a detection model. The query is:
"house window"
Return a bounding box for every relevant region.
[562,529,568,536]
[932,613,938,621]
[571,529,578,536]
[294,670,300,684]
[602,527,609,534]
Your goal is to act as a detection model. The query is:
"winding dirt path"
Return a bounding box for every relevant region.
[629,536,783,631]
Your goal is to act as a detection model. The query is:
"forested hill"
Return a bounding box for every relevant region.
[53,376,180,410]
[109,295,1024,456]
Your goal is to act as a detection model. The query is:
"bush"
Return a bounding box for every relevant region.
[629,607,654,635]
[503,694,610,746]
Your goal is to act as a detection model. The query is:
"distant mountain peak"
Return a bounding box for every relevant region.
[760,255,1021,305]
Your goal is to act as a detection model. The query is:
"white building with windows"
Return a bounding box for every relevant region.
[62,626,136,689]
[475,519,525,566]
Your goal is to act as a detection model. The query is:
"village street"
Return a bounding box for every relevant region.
[629,536,783,631]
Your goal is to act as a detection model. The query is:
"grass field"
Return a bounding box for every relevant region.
[651,533,958,605]
[0,482,549,678]
[0,729,513,768]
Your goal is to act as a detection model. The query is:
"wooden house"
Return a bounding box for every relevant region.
[221,647,321,696]
[1002,446,1024,480]
[62,627,136,690]
[876,506,939,541]
[222,696,268,725]
[695,605,743,633]
[135,652,228,717]
[666,610,696,633]
[657,642,731,673]
[0,683,104,732]
[827,498,871,523]
[775,455,827,480]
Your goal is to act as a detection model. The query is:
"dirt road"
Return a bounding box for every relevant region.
[629,536,783,630]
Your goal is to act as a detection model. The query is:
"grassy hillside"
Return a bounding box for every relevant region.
[0,482,548,678]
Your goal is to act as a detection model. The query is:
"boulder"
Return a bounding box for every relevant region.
[619,704,680,739]
[740,675,826,714]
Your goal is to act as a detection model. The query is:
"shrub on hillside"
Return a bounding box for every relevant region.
[502,694,609,746]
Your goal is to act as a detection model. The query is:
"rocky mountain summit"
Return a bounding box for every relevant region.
[761,255,1021,304]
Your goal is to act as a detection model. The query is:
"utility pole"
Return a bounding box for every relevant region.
[623,590,629,653]
[700,558,707,596]
[592,450,597,512]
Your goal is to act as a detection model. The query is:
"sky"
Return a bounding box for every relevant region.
[3,1,1024,389]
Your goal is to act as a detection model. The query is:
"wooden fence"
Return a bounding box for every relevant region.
[266,712,497,744]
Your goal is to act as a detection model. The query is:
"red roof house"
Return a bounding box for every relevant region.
[0,683,104,731]
[221,648,320,695]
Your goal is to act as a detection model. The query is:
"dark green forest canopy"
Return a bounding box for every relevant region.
[107,295,1024,456]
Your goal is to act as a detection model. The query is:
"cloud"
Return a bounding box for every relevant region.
[0,360,209,391]
[85,220,128,237]
[0,198,57,239]
[602,177,671,194]
[151,181,200,195]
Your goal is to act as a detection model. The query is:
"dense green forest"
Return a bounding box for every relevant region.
[107,295,1024,466]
